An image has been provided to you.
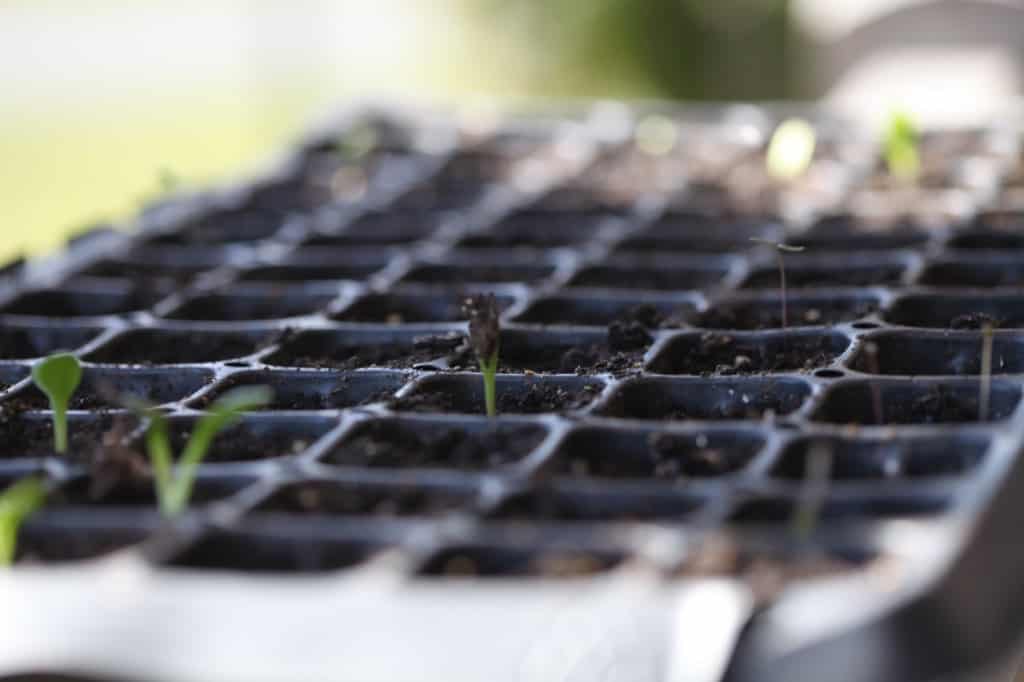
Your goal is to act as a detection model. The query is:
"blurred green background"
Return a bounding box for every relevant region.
[1,0,800,263]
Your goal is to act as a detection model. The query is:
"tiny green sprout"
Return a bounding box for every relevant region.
[766,118,817,182]
[157,167,180,193]
[749,238,805,331]
[980,322,994,422]
[131,386,271,517]
[792,442,832,542]
[336,121,378,160]
[0,477,46,566]
[463,294,500,418]
[31,353,82,454]
[884,109,920,182]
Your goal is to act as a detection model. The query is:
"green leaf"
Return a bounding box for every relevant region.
[0,477,47,566]
[165,386,272,514]
[766,118,816,181]
[884,109,920,182]
[31,353,82,453]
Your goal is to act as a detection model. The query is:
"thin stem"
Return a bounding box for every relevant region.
[792,442,832,542]
[864,342,885,425]
[53,405,68,454]
[777,251,788,332]
[480,353,498,418]
[980,323,994,422]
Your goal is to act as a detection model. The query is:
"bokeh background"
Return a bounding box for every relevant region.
[1,0,807,264]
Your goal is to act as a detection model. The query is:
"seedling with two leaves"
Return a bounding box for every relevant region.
[127,386,271,517]
[884,109,920,183]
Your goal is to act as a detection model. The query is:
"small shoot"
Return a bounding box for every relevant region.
[31,353,82,454]
[980,322,994,422]
[132,386,271,517]
[766,118,817,182]
[863,341,885,425]
[464,294,501,418]
[884,109,920,183]
[749,238,805,331]
[0,477,46,566]
[335,121,379,161]
[791,442,833,543]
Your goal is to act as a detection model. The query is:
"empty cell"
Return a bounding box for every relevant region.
[167,525,383,573]
[153,415,336,463]
[949,211,1024,249]
[401,261,556,285]
[76,248,223,284]
[552,425,766,480]
[1,288,163,317]
[458,209,619,248]
[728,494,950,524]
[237,262,388,284]
[13,367,213,410]
[491,487,704,523]
[598,377,811,421]
[16,516,153,564]
[480,328,651,375]
[393,374,604,415]
[616,213,780,254]
[253,480,478,517]
[336,291,515,324]
[263,328,465,370]
[567,259,731,292]
[740,259,907,289]
[648,331,849,375]
[795,214,931,251]
[848,332,1024,375]
[166,207,285,244]
[194,370,407,410]
[163,291,335,321]
[312,210,444,246]
[419,544,625,578]
[320,416,547,470]
[513,294,695,328]
[85,328,275,364]
[0,324,104,360]
[885,294,1024,329]
[771,435,990,480]
[813,380,1021,425]
[918,257,1024,288]
[699,294,879,330]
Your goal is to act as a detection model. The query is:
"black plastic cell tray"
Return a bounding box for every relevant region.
[3,102,1024,682]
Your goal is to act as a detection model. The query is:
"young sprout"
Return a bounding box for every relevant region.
[980,322,994,422]
[884,109,920,183]
[31,353,82,454]
[132,386,271,517]
[749,238,805,331]
[463,294,500,418]
[792,442,833,542]
[0,477,46,566]
[336,121,378,160]
[766,118,817,182]
[863,341,885,425]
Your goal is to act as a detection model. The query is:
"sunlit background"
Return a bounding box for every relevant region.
[6,0,1020,263]
[0,0,807,263]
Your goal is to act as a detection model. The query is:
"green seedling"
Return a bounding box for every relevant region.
[0,477,46,566]
[131,386,271,517]
[749,239,805,331]
[336,121,378,160]
[791,442,833,542]
[884,109,920,182]
[31,353,82,454]
[980,322,994,422]
[463,294,501,418]
[766,118,817,182]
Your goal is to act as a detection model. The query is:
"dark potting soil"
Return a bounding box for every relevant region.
[700,299,878,330]
[661,333,839,375]
[279,333,467,370]
[949,312,1006,330]
[392,380,603,415]
[888,386,988,424]
[87,330,270,365]
[257,481,473,517]
[323,420,545,470]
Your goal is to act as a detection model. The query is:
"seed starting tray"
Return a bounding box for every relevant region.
[3,101,1024,681]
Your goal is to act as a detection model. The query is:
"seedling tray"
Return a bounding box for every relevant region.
[3,101,1024,681]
